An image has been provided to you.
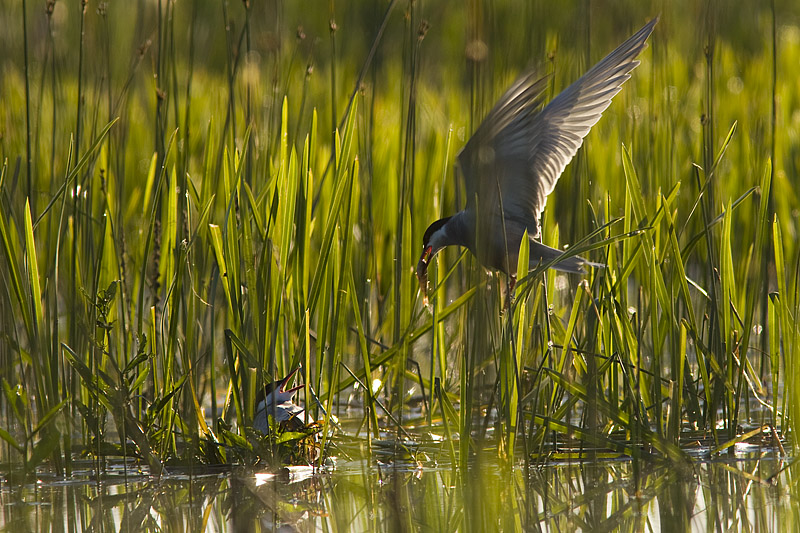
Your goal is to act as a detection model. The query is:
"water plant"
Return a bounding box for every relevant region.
[0,0,796,490]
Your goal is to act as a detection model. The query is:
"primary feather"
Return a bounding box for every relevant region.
[417,18,658,296]
[457,18,658,269]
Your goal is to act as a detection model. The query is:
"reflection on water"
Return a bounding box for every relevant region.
[0,448,792,531]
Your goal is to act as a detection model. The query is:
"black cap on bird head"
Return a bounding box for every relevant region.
[417,217,451,305]
[257,367,304,408]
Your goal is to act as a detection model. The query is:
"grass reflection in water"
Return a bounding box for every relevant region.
[1,449,791,532]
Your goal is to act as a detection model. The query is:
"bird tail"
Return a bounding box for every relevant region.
[528,241,604,274]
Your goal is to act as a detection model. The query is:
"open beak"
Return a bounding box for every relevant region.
[416,246,432,306]
[279,367,304,394]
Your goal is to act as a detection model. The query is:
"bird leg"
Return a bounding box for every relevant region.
[503,275,517,312]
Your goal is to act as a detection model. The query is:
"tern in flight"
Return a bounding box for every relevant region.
[417,18,658,303]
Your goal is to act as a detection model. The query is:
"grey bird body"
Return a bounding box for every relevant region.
[417,18,658,298]
[253,368,306,434]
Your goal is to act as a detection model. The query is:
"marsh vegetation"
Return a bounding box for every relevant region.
[0,0,798,530]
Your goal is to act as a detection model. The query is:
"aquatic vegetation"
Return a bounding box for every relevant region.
[0,0,796,503]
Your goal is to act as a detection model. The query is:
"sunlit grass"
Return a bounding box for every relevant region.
[0,0,797,481]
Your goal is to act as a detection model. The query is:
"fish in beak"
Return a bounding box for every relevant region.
[417,246,432,306]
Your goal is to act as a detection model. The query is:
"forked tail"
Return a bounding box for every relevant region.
[528,241,604,274]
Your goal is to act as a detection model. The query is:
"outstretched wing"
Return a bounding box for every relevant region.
[457,17,658,242]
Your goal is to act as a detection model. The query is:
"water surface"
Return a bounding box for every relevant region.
[1,444,791,532]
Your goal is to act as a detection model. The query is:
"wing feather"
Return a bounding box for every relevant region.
[457,17,658,242]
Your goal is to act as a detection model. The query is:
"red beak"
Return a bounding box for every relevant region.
[279,367,303,394]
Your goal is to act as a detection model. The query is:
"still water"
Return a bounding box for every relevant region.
[0,442,792,532]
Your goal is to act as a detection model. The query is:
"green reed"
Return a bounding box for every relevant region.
[0,0,797,479]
